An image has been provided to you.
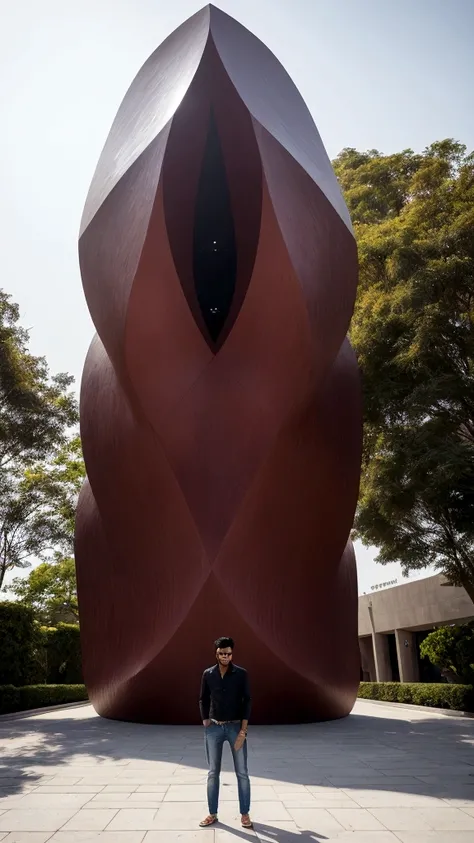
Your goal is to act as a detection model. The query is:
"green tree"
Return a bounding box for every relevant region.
[420,623,474,684]
[333,140,474,600]
[10,557,78,625]
[0,291,79,589]
[0,436,84,591]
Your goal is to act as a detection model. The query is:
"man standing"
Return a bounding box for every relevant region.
[199,636,252,828]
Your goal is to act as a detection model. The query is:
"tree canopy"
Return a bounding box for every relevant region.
[0,292,80,589]
[420,623,474,684]
[333,140,474,601]
[10,557,78,625]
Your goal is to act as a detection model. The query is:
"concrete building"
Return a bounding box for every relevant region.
[359,574,474,682]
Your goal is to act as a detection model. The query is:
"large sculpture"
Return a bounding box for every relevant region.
[76,4,362,724]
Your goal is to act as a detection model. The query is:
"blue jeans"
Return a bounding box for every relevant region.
[204,722,251,815]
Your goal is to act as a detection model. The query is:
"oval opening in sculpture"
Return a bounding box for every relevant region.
[193,112,237,342]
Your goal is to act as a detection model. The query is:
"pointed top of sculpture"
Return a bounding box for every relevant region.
[81,4,352,236]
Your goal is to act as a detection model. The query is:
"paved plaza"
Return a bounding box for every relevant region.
[1,700,474,842]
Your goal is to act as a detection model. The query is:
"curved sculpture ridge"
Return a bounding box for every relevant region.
[76,3,362,724]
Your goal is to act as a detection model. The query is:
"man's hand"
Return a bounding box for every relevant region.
[203,719,211,727]
[234,729,246,751]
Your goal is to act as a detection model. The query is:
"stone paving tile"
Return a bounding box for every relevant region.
[221,802,292,823]
[60,810,120,831]
[439,791,474,807]
[106,810,158,831]
[286,807,347,832]
[33,786,103,794]
[88,802,162,811]
[329,836,400,843]
[374,768,474,778]
[143,828,218,843]
[462,806,474,816]
[67,775,121,786]
[215,830,256,841]
[133,786,168,794]
[0,800,24,812]
[328,807,387,830]
[143,834,217,841]
[395,834,474,842]
[1,795,92,811]
[416,775,474,785]
[0,811,78,832]
[303,793,359,808]
[275,791,317,805]
[89,793,135,803]
[368,808,442,831]
[251,776,326,787]
[327,776,423,787]
[250,823,299,841]
[0,785,40,794]
[43,777,83,786]
[50,834,146,842]
[1,834,54,842]
[341,789,448,808]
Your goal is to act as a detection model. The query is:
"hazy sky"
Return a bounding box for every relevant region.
[1,0,472,592]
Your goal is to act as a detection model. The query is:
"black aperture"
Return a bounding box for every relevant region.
[193,114,237,342]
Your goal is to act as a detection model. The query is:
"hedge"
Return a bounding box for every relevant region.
[0,684,88,715]
[0,603,43,685]
[0,604,82,686]
[41,623,83,684]
[358,681,474,712]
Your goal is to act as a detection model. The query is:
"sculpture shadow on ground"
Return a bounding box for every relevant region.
[1,706,473,818]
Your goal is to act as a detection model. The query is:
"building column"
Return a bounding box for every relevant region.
[360,636,376,681]
[395,629,419,683]
[372,633,392,681]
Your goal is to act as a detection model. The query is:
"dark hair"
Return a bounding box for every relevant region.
[214,636,234,651]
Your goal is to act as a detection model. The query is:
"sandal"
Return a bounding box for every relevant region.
[199,814,218,827]
[241,814,253,828]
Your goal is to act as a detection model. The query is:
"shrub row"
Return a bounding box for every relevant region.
[0,603,82,686]
[40,623,82,684]
[0,684,88,715]
[358,681,474,712]
[0,603,40,686]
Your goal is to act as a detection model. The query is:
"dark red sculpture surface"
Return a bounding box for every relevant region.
[76,4,362,723]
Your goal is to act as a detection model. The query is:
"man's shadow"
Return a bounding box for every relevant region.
[217,821,327,841]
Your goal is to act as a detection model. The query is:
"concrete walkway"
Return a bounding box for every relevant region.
[1,699,474,842]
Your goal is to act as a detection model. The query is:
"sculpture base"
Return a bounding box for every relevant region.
[83,562,359,726]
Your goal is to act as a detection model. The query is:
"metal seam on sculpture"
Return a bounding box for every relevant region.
[79,16,211,234]
[79,121,173,240]
[119,569,325,690]
[96,570,220,692]
[207,6,352,233]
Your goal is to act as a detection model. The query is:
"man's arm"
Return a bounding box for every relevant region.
[234,670,251,751]
[199,671,211,724]
[241,669,251,728]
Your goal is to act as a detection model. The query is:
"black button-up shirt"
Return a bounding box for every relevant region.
[199,663,251,722]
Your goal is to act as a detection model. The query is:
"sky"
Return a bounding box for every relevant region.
[1,0,473,593]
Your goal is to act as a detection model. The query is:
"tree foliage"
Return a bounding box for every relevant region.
[0,292,79,589]
[334,140,474,600]
[420,623,474,684]
[10,557,78,625]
